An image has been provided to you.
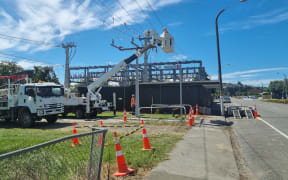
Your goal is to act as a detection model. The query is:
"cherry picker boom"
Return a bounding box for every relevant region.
[86,28,174,114]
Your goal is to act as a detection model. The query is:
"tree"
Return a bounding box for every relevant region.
[32,66,59,84]
[267,80,285,99]
[0,61,23,75]
[0,61,24,85]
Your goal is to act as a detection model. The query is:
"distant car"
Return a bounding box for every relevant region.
[223,96,231,103]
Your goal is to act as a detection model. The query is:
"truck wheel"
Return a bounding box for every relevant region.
[46,115,58,124]
[75,109,84,119]
[4,118,11,122]
[18,108,34,128]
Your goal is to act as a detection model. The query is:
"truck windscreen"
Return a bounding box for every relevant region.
[37,86,64,97]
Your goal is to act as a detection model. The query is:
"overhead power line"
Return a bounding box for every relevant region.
[0,33,61,47]
[144,0,165,28]
[0,52,60,67]
[134,0,156,29]
[115,0,146,33]
[95,0,143,38]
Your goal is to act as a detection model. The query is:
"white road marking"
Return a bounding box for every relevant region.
[258,117,288,140]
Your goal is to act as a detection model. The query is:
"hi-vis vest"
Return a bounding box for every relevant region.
[131,97,136,107]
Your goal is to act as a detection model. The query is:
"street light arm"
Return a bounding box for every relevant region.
[216,9,225,24]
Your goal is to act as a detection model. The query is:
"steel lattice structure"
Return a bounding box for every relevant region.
[70,60,207,87]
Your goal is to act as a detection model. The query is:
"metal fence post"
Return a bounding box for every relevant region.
[88,128,96,180]
[97,129,107,180]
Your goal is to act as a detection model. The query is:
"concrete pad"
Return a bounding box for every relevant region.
[148,120,239,180]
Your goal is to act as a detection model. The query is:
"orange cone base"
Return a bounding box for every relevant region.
[113,168,134,177]
[71,142,82,147]
[142,146,154,151]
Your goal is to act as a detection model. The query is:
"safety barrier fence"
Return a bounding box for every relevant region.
[0,128,107,180]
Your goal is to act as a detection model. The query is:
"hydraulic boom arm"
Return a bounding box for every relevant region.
[86,44,155,113]
[86,28,174,113]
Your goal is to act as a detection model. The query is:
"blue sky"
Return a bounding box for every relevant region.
[0,0,287,86]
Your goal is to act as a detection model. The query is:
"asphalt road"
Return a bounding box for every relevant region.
[230,98,288,179]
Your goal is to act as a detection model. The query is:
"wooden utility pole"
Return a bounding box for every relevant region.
[62,42,76,88]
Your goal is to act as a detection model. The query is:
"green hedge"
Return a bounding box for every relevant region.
[262,99,288,104]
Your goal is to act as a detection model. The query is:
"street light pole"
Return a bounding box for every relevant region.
[215,0,247,116]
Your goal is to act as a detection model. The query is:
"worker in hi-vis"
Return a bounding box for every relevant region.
[130,94,136,115]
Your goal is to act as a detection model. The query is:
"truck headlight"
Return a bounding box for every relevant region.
[37,109,44,115]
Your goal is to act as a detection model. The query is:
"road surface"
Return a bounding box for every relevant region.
[230,98,288,179]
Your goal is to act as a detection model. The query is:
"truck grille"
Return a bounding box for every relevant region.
[44,103,64,115]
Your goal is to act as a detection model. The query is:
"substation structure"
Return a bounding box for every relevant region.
[70,60,207,86]
[69,60,219,113]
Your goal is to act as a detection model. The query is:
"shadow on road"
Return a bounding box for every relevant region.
[208,120,234,126]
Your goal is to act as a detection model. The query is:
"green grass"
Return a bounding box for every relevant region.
[262,99,288,104]
[102,132,183,168]
[0,128,72,155]
[64,111,188,120]
[0,124,185,178]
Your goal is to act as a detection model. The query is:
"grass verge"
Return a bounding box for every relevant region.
[0,123,186,179]
[262,99,288,104]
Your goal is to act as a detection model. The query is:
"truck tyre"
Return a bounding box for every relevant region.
[75,109,84,119]
[18,108,34,128]
[46,115,58,124]
[4,118,11,122]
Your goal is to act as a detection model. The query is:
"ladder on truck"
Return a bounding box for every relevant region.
[232,109,241,119]
[245,109,254,119]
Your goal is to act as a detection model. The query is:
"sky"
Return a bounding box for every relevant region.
[0,0,287,87]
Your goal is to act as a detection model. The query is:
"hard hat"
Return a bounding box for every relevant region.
[132,94,135,96]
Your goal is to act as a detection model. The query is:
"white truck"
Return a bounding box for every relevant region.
[63,87,112,118]
[62,28,174,118]
[0,77,64,128]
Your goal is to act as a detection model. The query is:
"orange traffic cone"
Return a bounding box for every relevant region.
[72,128,80,147]
[196,104,199,115]
[97,134,108,146]
[189,105,193,114]
[113,132,134,177]
[142,128,154,151]
[254,105,258,118]
[97,120,108,146]
[123,109,127,122]
[189,108,195,126]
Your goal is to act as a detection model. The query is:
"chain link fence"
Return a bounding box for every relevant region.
[0,128,107,180]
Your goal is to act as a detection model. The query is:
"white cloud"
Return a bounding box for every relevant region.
[167,21,183,27]
[219,8,288,32]
[16,59,61,69]
[211,67,288,80]
[0,0,183,52]
[239,74,259,78]
[236,79,278,86]
[170,54,188,61]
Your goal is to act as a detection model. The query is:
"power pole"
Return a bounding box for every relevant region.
[111,38,143,116]
[62,42,76,89]
[139,37,150,82]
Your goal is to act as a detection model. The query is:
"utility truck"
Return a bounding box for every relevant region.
[63,87,112,118]
[0,75,64,128]
[62,28,174,118]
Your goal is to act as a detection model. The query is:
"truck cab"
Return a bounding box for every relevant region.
[1,82,64,127]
